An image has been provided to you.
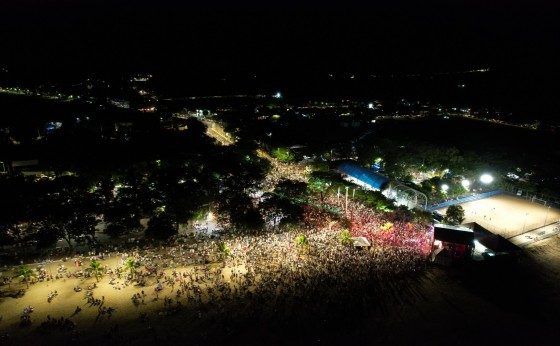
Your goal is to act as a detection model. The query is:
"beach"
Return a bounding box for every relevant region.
[2,227,560,346]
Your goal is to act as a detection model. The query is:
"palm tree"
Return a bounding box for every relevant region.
[339,230,353,246]
[124,257,137,279]
[295,234,309,255]
[15,265,36,288]
[90,260,103,282]
[217,242,231,259]
[295,234,308,248]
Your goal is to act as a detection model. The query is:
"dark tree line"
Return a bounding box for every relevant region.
[0,118,277,248]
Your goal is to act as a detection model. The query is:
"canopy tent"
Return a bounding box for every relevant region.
[337,161,389,191]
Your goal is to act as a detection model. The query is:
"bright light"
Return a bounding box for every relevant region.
[480,174,493,184]
[474,240,489,253]
[368,103,374,109]
[441,184,449,192]
[461,179,470,188]
[207,212,214,220]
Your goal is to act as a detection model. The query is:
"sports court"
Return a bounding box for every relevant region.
[438,193,560,239]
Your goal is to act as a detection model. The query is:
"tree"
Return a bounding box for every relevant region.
[217,242,231,259]
[295,234,308,248]
[15,265,36,288]
[273,147,295,162]
[145,214,177,240]
[411,209,434,224]
[33,176,100,250]
[219,193,264,232]
[0,176,37,247]
[339,230,353,246]
[37,211,99,251]
[444,205,465,225]
[103,202,141,238]
[124,257,138,278]
[307,172,335,204]
[68,212,99,246]
[274,179,308,202]
[33,224,60,249]
[259,192,304,230]
[90,260,103,282]
[185,117,207,136]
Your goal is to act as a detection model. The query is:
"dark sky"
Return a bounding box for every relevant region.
[1,0,558,80]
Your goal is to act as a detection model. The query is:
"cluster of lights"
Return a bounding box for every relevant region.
[441,174,491,193]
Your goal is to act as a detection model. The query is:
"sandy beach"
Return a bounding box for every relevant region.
[1,231,560,346]
[0,249,239,345]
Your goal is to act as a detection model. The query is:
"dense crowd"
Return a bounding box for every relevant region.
[2,159,434,344]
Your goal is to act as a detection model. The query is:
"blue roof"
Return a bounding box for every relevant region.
[337,161,390,190]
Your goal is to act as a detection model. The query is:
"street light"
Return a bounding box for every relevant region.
[441,184,449,192]
[461,179,470,189]
[480,174,493,184]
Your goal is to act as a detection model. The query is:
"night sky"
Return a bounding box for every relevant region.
[1,0,559,115]
[0,1,556,76]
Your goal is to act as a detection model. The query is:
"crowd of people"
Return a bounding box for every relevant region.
[325,195,434,255]
[1,159,435,344]
[259,151,308,192]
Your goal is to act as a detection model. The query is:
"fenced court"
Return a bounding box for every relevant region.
[437,193,560,239]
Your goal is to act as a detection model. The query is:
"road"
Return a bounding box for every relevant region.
[201,119,234,145]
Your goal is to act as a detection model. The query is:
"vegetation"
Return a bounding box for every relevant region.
[124,258,138,278]
[339,230,353,246]
[15,265,36,288]
[272,146,295,162]
[90,260,103,282]
[443,205,466,225]
[217,242,231,258]
[2,92,559,262]
[145,213,178,240]
[295,234,308,248]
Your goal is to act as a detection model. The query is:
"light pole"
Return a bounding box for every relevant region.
[345,186,349,213]
[337,187,340,204]
[544,206,551,226]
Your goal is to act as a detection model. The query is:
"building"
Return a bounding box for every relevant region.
[337,161,390,191]
[430,223,474,265]
[336,160,427,209]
